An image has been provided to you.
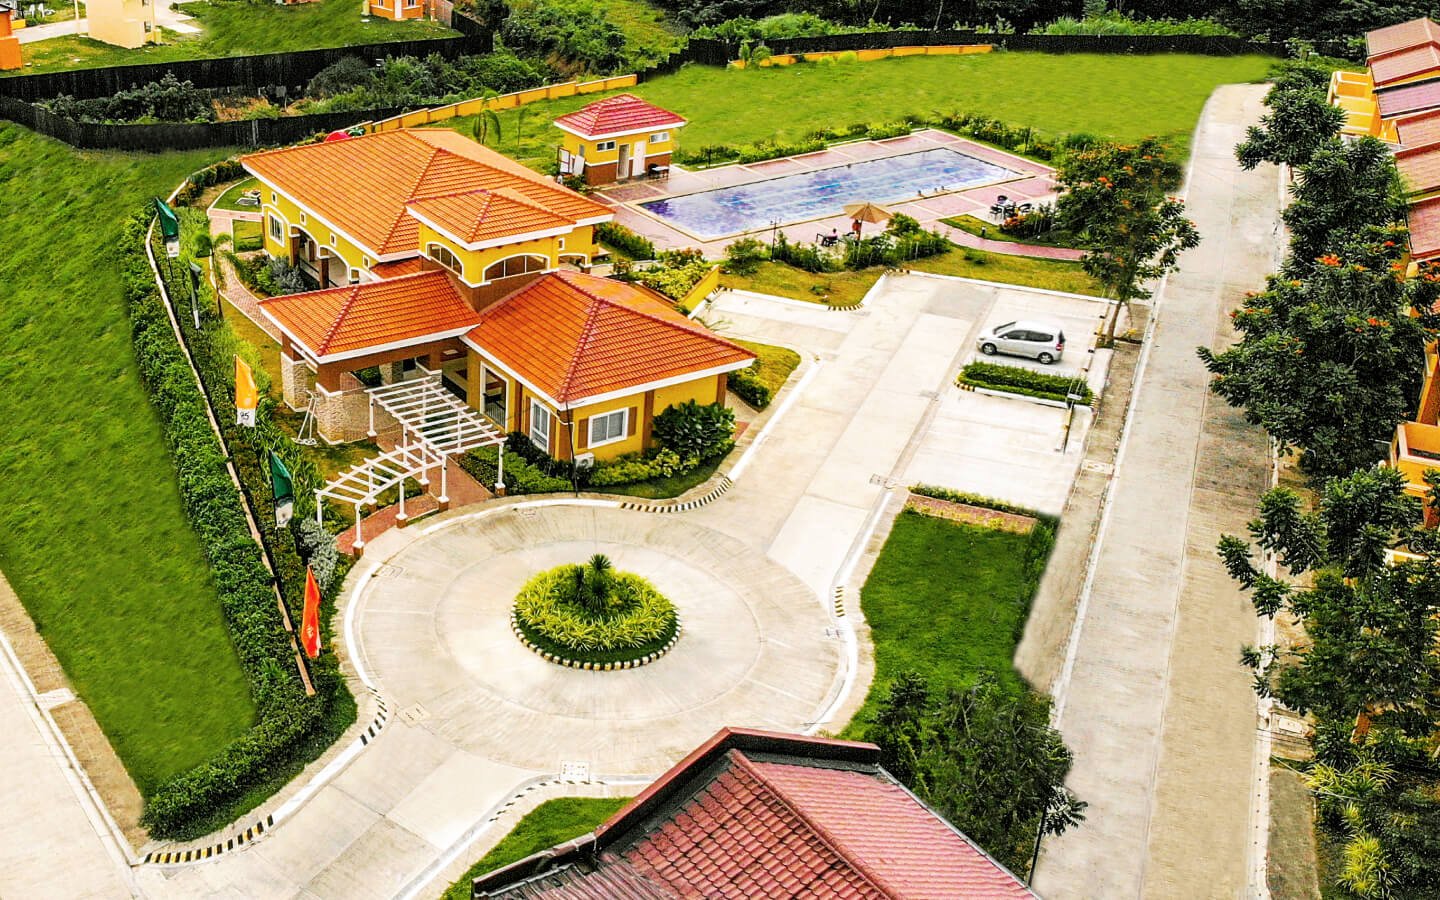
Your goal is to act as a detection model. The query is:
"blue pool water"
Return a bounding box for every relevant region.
[639,148,1017,239]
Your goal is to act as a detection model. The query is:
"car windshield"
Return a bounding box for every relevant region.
[992,321,1016,333]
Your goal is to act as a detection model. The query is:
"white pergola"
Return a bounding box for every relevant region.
[316,375,506,551]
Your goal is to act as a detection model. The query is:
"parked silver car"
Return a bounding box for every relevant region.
[976,320,1066,364]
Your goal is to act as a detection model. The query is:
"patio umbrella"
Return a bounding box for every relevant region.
[843,201,893,236]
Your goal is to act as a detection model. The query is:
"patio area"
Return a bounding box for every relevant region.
[596,129,1061,255]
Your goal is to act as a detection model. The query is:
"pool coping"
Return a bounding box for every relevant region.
[610,130,1052,245]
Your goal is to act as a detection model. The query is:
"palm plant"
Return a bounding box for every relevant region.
[581,554,613,612]
[470,91,502,147]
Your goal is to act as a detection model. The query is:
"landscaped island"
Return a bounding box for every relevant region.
[512,554,680,669]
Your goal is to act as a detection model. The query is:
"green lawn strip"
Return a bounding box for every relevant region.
[730,339,800,409]
[211,177,259,212]
[448,52,1271,170]
[9,0,453,75]
[440,796,633,900]
[941,214,1084,250]
[960,361,1093,405]
[723,249,1102,306]
[232,219,262,251]
[842,509,1056,738]
[0,124,254,791]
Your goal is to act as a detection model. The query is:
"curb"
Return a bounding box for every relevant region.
[618,474,733,513]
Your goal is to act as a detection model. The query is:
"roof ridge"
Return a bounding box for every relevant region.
[727,753,893,898]
[315,283,366,356]
[557,285,608,402]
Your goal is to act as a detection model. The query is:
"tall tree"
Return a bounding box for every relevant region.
[1281,137,1406,278]
[1199,235,1437,479]
[1234,73,1345,170]
[1055,138,1200,342]
[868,673,1086,874]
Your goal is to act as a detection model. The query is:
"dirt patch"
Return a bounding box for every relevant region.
[1268,764,1321,900]
[905,494,1035,533]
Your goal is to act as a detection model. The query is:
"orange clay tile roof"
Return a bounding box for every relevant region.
[406,188,573,245]
[258,271,479,359]
[1397,109,1440,147]
[1378,77,1440,118]
[553,93,686,139]
[1397,143,1440,193]
[241,130,610,257]
[369,257,425,279]
[1372,43,1440,87]
[1369,17,1440,58]
[1409,196,1440,261]
[475,728,1036,900]
[464,271,753,404]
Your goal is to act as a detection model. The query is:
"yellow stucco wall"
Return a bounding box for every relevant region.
[87,0,156,49]
[259,187,372,275]
[560,127,680,166]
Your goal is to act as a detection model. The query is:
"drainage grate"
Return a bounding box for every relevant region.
[398,704,430,726]
[868,473,900,488]
[560,761,591,782]
[374,563,404,579]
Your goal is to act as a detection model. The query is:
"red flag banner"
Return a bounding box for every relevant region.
[301,567,322,659]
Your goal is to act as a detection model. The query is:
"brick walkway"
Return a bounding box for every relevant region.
[335,457,493,555]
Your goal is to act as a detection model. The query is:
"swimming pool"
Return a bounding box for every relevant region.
[638,148,1018,240]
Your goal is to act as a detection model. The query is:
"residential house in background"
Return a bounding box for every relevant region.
[472,727,1038,899]
[0,2,21,71]
[365,0,423,22]
[555,93,686,185]
[86,0,157,48]
[242,129,751,455]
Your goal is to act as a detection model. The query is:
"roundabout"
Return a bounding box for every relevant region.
[351,503,845,775]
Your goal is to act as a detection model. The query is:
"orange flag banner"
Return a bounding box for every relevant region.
[301,567,322,659]
[235,356,259,427]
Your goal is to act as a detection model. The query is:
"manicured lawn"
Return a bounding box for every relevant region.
[600,455,722,499]
[843,509,1054,736]
[211,176,259,212]
[731,338,800,409]
[454,51,1271,170]
[232,218,262,251]
[723,248,1102,306]
[9,0,453,75]
[942,213,1084,250]
[0,123,253,792]
[441,796,633,900]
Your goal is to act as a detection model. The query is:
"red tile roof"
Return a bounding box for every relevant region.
[241,130,609,258]
[464,271,752,405]
[1377,78,1440,118]
[474,728,1036,900]
[553,94,686,139]
[1371,43,1440,87]
[1397,143,1440,193]
[407,188,574,245]
[1369,17,1440,58]
[1409,196,1440,261]
[370,257,425,279]
[258,270,479,360]
[1396,109,1440,148]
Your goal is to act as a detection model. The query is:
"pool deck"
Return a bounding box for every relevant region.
[594,129,1065,257]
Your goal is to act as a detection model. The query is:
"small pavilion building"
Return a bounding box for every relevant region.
[554,93,686,185]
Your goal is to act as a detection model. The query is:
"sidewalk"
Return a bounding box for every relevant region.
[1030,82,1278,898]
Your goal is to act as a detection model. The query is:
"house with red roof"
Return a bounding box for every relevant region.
[554,94,687,185]
[239,128,751,451]
[472,728,1038,900]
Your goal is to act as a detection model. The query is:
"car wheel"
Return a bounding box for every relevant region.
[980,343,997,356]
[1038,352,1054,364]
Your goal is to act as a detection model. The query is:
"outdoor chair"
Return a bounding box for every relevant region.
[817,233,840,248]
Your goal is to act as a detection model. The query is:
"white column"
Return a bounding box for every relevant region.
[496,442,505,494]
[353,503,364,553]
[367,394,376,438]
[397,476,407,525]
[439,454,449,506]
[315,490,323,525]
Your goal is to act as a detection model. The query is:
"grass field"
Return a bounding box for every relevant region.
[723,248,1102,306]
[843,509,1053,735]
[0,124,251,793]
[441,796,632,900]
[454,51,1272,169]
[9,0,453,75]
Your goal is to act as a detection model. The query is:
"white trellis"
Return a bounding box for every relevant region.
[315,443,446,552]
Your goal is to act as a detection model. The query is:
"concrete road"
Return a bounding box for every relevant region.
[1031,83,1277,898]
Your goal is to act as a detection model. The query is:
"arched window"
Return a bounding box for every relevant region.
[483,254,549,282]
[428,243,463,275]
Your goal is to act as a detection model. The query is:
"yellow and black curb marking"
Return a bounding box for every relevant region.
[619,475,733,514]
[510,614,682,670]
[143,687,390,867]
[832,585,847,618]
[143,816,271,865]
[826,300,865,312]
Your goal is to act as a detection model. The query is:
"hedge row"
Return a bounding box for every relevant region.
[596,221,656,261]
[122,200,354,840]
[959,361,1093,406]
[909,483,1043,520]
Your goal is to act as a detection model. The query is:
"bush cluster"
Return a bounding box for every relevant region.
[460,441,575,494]
[596,221,657,261]
[122,196,354,839]
[514,564,677,657]
[722,237,766,275]
[587,448,699,486]
[1035,12,1236,36]
[616,248,712,302]
[44,73,214,124]
[298,52,549,115]
[959,361,1093,405]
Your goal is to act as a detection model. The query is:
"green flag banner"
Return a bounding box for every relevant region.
[155,198,181,259]
[270,451,294,527]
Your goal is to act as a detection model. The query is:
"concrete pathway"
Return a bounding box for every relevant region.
[18,0,199,42]
[1031,84,1277,898]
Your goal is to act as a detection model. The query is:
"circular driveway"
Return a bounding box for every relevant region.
[352,504,844,775]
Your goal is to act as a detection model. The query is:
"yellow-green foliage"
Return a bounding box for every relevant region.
[514,566,676,652]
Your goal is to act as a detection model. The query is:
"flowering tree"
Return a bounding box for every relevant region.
[1055,138,1200,343]
[1199,234,1438,479]
[1281,137,1406,278]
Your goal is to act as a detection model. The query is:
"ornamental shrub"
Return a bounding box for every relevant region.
[724,237,767,275]
[514,565,676,653]
[959,361,1093,405]
[596,221,656,260]
[653,400,735,459]
[727,367,773,409]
